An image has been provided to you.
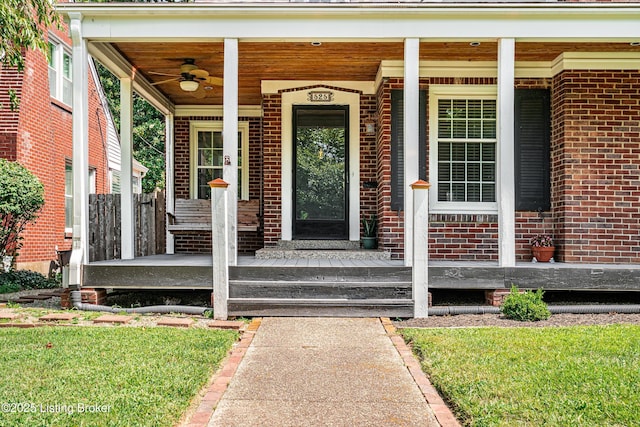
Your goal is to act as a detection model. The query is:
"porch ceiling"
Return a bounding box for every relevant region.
[111,41,640,106]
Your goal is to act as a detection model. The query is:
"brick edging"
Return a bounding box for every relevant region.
[183,318,261,427]
[380,318,461,427]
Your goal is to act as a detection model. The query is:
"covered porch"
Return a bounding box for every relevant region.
[57,2,640,318]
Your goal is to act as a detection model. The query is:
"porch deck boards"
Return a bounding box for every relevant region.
[83,255,640,292]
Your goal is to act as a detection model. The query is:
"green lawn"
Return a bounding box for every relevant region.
[0,326,238,427]
[402,325,640,427]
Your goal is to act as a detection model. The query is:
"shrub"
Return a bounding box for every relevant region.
[0,270,58,292]
[500,285,551,321]
[0,159,45,260]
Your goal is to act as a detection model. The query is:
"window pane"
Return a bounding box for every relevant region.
[483,120,496,139]
[468,120,482,138]
[482,144,496,162]
[468,100,482,118]
[453,120,466,139]
[467,143,480,161]
[468,163,480,181]
[452,183,466,201]
[482,163,495,181]
[63,53,72,79]
[483,100,496,119]
[212,132,223,148]
[438,183,451,202]
[49,68,57,98]
[212,150,223,167]
[453,100,466,118]
[438,100,452,118]
[438,120,451,139]
[65,165,73,230]
[198,149,212,166]
[438,143,450,161]
[467,183,481,202]
[482,183,496,202]
[62,78,72,105]
[198,132,212,148]
[48,43,56,67]
[451,143,465,161]
[451,163,465,181]
[438,163,450,181]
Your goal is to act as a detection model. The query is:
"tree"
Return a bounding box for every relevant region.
[95,61,166,193]
[0,0,59,110]
[0,159,45,260]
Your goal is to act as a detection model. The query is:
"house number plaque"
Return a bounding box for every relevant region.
[308,91,333,102]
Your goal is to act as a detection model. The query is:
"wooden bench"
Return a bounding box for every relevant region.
[167,199,260,232]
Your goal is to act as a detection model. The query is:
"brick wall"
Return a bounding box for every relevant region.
[262,94,283,247]
[1,21,109,273]
[173,115,264,252]
[552,70,640,263]
[359,94,378,237]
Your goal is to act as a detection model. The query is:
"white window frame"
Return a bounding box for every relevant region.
[48,35,72,106]
[189,121,249,200]
[429,85,498,214]
[65,163,96,233]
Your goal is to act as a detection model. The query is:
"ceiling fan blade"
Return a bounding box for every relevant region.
[203,76,223,86]
[190,88,207,99]
[189,68,209,79]
[151,77,180,86]
[149,71,180,77]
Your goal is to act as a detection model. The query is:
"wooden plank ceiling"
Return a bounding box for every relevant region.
[112,41,640,106]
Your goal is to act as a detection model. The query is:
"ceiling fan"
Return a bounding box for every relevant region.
[149,59,223,98]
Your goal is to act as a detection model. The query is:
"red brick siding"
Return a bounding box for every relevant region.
[360,94,378,237]
[0,19,109,269]
[429,214,499,261]
[262,94,282,247]
[552,70,640,263]
[173,115,264,253]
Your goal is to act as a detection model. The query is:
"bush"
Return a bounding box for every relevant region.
[0,159,45,259]
[500,285,551,322]
[0,270,58,293]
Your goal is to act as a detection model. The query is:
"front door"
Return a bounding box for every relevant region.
[293,105,349,239]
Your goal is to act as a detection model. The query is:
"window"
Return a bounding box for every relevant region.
[65,163,97,233]
[429,86,498,213]
[48,38,72,105]
[190,122,249,200]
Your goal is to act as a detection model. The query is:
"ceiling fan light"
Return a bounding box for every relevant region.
[180,80,199,92]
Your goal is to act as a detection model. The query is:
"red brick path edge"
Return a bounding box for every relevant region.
[182,318,262,427]
[380,317,462,427]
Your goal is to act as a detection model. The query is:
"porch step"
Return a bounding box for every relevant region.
[227,298,413,317]
[275,240,361,250]
[255,248,390,260]
[229,281,411,299]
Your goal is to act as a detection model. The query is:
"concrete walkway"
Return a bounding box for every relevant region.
[208,317,439,427]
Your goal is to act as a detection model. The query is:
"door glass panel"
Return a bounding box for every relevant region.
[294,106,348,238]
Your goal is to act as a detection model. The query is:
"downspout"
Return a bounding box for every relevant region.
[428,304,640,316]
[70,291,209,315]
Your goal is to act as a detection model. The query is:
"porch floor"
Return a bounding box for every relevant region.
[84,254,640,292]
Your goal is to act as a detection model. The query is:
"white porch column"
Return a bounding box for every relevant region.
[120,77,135,260]
[403,38,420,267]
[68,14,88,288]
[412,180,431,318]
[497,38,516,267]
[223,38,239,266]
[165,113,175,254]
[210,178,229,320]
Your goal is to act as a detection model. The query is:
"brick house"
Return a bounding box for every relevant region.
[0,10,146,274]
[57,1,640,317]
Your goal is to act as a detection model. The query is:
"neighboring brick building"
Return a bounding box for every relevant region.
[0,15,146,274]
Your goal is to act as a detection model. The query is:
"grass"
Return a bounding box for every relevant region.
[0,326,238,427]
[402,325,640,426]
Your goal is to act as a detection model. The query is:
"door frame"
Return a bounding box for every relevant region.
[280,86,361,241]
[292,104,350,239]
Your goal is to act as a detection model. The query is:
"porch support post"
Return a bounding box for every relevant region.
[69,13,88,288]
[210,178,229,320]
[120,77,135,260]
[223,38,238,266]
[165,113,175,255]
[497,38,516,267]
[412,180,431,318]
[403,38,420,267]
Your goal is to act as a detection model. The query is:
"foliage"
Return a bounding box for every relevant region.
[95,61,166,193]
[402,325,640,426]
[0,270,58,293]
[530,234,553,247]
[295,127,345,220]
[500,285,551,322]
[0,327,237,426]
[362,215,377,237]
[0,0,59,110]
[0,159,45,259]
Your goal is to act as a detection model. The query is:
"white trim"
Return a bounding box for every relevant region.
[175,105,263,118]
[48,34,73,106]
[165,113,175,255]
[497,38,516,268]
[404,38,420,268]
[189,121,250,201]
[223,38,239,267]
[428,85,499,215]
[281,87,361,242]
[262,80,375,95]
[120,77,135,260]
[552,51,640,74]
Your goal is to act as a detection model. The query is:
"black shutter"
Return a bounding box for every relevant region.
[515,89,551,211]
[391,90,427,211]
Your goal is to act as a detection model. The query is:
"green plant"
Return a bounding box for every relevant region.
[0,282,21,294]
[0,159,45,260]
[203,309,214,319]
[6,301,20,309]
[0,270,58,291]
[500,285,551,321]
[362,214,377,238]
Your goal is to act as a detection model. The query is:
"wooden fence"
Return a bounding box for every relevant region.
[89,191,166,262]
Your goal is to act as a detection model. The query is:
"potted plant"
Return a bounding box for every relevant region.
[530,234,555,262]
[361,215,377,249]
